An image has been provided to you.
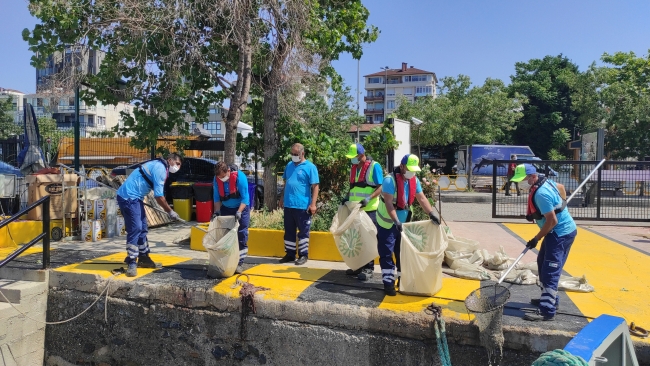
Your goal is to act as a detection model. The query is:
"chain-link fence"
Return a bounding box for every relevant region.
[492,160,650,222]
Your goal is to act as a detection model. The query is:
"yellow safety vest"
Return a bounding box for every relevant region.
[376,174,416,229]
[348,160,381,211]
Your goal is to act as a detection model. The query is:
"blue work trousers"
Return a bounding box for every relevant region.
[360,210,379,270]
[537,229,577,317]
[220,205,250,265]
[117,196,150,264]
[283,208,312,258]
[377,224,402,286]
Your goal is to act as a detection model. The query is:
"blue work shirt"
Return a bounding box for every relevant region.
[283,160,319,210]
[117,160,167,200]
[534,180,576,236]
[213,170,250,208]
[382,174,422,223]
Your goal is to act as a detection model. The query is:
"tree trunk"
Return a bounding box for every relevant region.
[262,88,279,210]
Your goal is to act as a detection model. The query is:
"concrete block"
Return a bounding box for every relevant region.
[0,281,47,304]
[0,344,18,366]
[7,330,45,359]
[0,302,23,322]
[0,268,48,283]
[13,348,43,366]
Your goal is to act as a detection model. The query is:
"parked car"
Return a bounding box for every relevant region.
[110,158,270,209]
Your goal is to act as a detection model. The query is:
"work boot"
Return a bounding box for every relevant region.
[523,310,554,322]
[358,268,373,281]
[126,262,138,277]
[138,255,162,269]
[279,254,295,264]
[346,268,363,276]
[530,298,560,311]
[235,265,244,274]
[383,283,396,296]
[295,256,308,266]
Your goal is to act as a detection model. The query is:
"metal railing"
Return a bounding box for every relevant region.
[491,160,650,222]
[0,196,51,269]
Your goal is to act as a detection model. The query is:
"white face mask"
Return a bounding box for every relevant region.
[403,171,416,179]
[219,175,229,182]
[351,157,359,165]
[168,163,180,174]
[291,155,301,163]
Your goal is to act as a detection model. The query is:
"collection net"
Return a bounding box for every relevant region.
[465,284,511,366]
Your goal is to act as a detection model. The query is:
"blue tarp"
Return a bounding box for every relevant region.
[0,161,22,176]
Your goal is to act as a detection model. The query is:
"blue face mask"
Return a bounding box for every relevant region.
[351,157,359,165]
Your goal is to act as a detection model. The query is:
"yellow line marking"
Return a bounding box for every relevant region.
[505,223,650,344]
[213,264,330,301]
[379,277,479,320]
[54,253,192,281]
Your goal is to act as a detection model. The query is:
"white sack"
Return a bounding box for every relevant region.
[203,216,239,278]
[399,220,448,296]
[559,275,595,292]
[329,202,379,271]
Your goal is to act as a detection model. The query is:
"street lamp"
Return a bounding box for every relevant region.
[411,117,424,159]
[380,66,389,123]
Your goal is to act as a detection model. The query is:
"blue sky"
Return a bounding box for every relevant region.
[2,0,649,97]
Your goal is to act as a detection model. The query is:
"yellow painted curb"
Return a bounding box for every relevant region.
[0,221,43,247]
[55,253,192,281]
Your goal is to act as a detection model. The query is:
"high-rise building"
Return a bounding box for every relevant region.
[36,47,104,91]
[363,62,437,123]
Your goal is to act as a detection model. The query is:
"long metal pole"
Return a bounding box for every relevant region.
[497,159,606,285]
[74,86,80,171]
[356,59,360,141]
[383,68,388,122]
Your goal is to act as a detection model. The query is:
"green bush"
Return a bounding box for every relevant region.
[411,164,439,221]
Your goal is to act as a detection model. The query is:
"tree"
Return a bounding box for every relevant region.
[584,51,650,159]
[395,75,523,147]
[0,96,21,139]
[24,0,257,161]
[508,55,582,159]
[38,117,73,165]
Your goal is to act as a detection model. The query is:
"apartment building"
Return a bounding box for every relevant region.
[0,88,25,123]
[364,62,437,123]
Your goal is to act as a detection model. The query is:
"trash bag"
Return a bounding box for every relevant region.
[202,215,239,278]
[399,220,448,296]
[493,268,538,285]
[329,202,378,271]
[484,246,514,271]
[559,275,595,293]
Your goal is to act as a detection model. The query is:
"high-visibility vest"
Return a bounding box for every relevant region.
[216,166,241,202]
[348,159,380,211]
[377,171,416,229]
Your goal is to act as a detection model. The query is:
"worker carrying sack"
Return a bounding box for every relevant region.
[203,215,239,278]
[400,220,448,296]
[329,201,379,271]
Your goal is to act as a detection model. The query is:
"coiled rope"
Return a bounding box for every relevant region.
[425,303,452,366]
[532,349,588,366]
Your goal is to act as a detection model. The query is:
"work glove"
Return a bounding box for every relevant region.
[168,210,181,221]
[359,198,369,208]
[340,198,348,206]
[235,211,242,221]
[428,211,441,226]
[394,220,403,233]
[212,212,220,220]
[526,237,539,250]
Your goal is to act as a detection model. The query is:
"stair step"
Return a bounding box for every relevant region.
[0,268,49,283]
[0,280,47,304]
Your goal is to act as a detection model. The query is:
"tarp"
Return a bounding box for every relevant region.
[0,161,22,176]
[17,104,46,175]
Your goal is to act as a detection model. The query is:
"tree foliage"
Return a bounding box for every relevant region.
[508,55,581,159]
[38,117,73,165]
[0,96,21,139]
[395,75,523,147]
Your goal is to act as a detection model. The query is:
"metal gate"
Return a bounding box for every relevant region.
[492,160,650,222]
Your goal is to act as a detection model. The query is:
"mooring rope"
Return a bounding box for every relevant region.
[425,303,452,366]
[532,349,588,366]
[0,271,120,325]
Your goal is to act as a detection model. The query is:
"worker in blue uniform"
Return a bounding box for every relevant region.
[116,153,182,277]
[213,161,250,274]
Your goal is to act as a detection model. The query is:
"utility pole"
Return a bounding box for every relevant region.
[381,66,389,123]
[74,86,80,171]
[356,59,360,142]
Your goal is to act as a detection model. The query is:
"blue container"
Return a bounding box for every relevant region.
[248,183,256,208]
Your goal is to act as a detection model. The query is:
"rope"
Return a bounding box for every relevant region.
[532,349,588,366]
[0,272,120,325]
[425,303,452,366]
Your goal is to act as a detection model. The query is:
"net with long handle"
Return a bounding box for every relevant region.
[464,284,511,366]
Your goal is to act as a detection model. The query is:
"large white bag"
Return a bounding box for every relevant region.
[399,220,448,296]
[202,216,240,278]
[329,202,379,270]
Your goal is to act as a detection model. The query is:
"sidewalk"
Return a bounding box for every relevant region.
[3,220,650,362]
